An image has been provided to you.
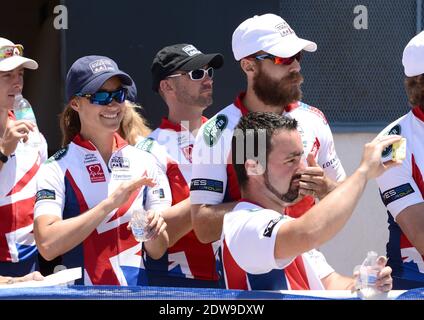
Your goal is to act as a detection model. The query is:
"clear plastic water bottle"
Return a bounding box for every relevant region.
[130,209,153,242]
[357,251,385,299]
[13,94,42,148]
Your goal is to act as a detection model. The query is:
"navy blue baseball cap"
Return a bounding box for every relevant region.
[127,81,137,102]
[65,55,133,102]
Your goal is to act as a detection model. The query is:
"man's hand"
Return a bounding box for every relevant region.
[375,256,392,293]
[0,120,36,156]
[144,210,167,241]
[299,153,337,200]
[358,135,403,179]
[353,256,392,293]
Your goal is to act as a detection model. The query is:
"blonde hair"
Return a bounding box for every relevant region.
[59,100,151,147]
[60,103,81,147]
[119,101,151,145]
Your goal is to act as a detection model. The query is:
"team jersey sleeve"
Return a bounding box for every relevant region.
[302,249,335,280]
[34,161,65,219]
[143,152,172,212]
[316,120,346,182]
[190,117,232,205]
[223,208,294,274]
[376,154,423,220]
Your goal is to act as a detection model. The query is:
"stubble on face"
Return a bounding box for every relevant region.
[174,78,213,108]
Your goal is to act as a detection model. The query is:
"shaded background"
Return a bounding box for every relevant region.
[1,0,422,151]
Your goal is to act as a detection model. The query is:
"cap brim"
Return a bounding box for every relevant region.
[179,53,224,71]
[267,37,317,58]
[0,56,38,72]
[80,71,133,95]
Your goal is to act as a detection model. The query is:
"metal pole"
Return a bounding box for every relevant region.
[417,0,423,33]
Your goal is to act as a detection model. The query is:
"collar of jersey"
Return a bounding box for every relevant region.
[412,105,424,123]
[234,92,299,115]
[159,116,208,132]
[72,132,128,151]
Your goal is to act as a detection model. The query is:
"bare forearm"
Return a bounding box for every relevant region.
[144,231,169,259]
[191,202,236,243]
[276,169,368,259]
[322,272,355,290]
[34,200,114,260]
[162,198,192,247]
[304,169,368,248]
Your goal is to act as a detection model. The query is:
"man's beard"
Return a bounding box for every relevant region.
[263,171,301,204]
[253,66,304,107]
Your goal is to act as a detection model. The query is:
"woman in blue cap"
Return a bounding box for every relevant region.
[33,56,171,285]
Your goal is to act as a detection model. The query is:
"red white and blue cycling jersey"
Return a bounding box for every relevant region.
[0,111,47,276]
[190,93,345,218]
[221,200,334,290]
[34,133,171,285]
[135,117,221,287]
[376,106,424,289]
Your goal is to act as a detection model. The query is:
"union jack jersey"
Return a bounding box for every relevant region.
[34,133,171,285]
[135,117,220,287]
[221,200,334,290]
[376,106,424,289]
[0,111,48,276]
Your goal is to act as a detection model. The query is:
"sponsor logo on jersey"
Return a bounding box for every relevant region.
[35,189,56,202]
[382,124,401,158]
[322,157,337,169]
[152,188,165,198]
[46,146,68,163]
[190,178,224,193]
[110,156,130,170]
[203,114,228,147]
[135,137,155,153]
[84,154,98,164]
[111,173,132,181]
[263,216,283,237]
[86,163,106,183]
[380,183,415,206]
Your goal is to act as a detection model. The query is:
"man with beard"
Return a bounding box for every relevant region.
[190,13,345,245]
[376,30,424,289]
[221,111,394,291]
[134,44,225,287]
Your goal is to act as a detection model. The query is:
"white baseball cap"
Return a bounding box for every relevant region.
[232,13,317,61]
[0,37,38,72]
[402,31,424,77]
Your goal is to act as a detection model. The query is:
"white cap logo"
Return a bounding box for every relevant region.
[89,59,115,74]
[275,22,294,38]
[182,45,201,56]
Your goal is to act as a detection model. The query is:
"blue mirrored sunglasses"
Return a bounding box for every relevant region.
[76,87,127,105]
